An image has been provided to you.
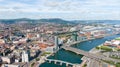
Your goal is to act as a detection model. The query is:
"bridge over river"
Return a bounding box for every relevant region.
[45,59,79,67]
[62,46,120,64]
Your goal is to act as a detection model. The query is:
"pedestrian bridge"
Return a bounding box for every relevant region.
[45,59,79,67]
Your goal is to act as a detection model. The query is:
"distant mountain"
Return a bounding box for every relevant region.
[0,18,34,24]
[39,18,75,24]
[0,18,120,24]
[0,18,76,24]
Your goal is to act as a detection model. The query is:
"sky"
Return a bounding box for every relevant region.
[0,0,120,20]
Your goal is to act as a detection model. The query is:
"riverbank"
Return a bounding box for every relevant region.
[67,33,119,47]
[80,36,120,67]
[70,34,120,67]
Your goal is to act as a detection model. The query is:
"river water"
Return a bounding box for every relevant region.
[40,34,120,67]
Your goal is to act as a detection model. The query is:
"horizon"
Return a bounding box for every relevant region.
[0,0,120,20]
[0,18,120,21]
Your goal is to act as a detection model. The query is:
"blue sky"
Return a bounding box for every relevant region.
[0,0,120,20]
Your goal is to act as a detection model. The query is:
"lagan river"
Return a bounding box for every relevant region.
[40,34,120,67]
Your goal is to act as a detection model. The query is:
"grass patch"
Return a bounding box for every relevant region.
[36,58,40,61]
[41,52,51,56]
[116,62,120,67]
[115,38,120,40]
[31,62,35,67]
[96,46,112,51]
[82,64,87,67]
[114,48,120,51]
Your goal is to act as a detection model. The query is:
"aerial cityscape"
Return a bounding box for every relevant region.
[0,0,120,67]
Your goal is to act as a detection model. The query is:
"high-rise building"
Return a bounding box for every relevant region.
[22,50,29,62]
[71,33,78,42]
[54,36,59,51]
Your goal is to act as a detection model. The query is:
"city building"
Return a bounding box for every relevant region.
[54,36,59,51]
[22,51,29,62]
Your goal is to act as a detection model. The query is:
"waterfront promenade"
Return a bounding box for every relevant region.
[64,33,117,47]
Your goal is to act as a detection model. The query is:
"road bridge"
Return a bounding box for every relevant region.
[62,46,120,63]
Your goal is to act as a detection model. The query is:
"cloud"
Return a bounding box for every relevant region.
[0,0,120,20]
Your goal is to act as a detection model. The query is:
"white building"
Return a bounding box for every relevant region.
[70,27,77,32]
[36,34,40,38]
[22,51,29,62]
[1,57,12,64]
[0,39,5,44]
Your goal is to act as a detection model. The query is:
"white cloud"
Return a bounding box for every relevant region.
[0,0,120,20]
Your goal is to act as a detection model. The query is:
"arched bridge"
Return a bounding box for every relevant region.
[45,59,79,67]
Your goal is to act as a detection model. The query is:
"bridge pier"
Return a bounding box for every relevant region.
[76,52,80,55]
[48,60,51,63]
[54,61,57,64]
[66,63,69,67]
[60,62,62,65]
